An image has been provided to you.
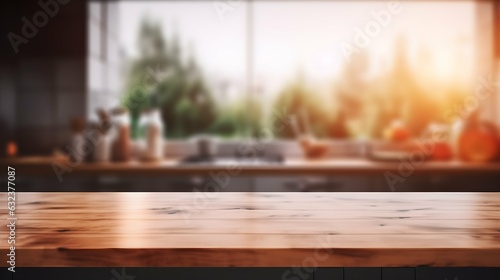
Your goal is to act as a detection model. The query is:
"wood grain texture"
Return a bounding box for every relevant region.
[3,156,500,175]
[1,192,500,267]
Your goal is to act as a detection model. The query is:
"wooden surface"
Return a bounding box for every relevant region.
[1,192,500,267]
[3,156,500,176]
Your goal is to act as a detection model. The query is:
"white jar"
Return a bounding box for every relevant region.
[69,133,86,163]
[140,110,164,161]
[93,134,111,162]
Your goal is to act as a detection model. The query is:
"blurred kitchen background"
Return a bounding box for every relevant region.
[1,0,500,191]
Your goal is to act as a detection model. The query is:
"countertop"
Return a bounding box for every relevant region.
[1,192,500,267]
[2,156,500,176]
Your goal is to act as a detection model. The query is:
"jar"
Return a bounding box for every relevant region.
[191,135,218,159]
[93,134,112,162]
[92,109,112,162]
[112,108,132,162]
[140,109,164,161]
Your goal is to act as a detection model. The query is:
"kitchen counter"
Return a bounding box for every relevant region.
[1,192,500,267]
[3,156,500,176]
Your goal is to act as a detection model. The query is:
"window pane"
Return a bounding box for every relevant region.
[118,1,248,139]
[113,1,493,140]
[254,1,490,139]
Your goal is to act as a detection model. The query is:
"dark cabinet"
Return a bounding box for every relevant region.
[1,269,12,280]
[314,268,344,280]
[344,268,381,280]
[416,268,500,280]
[12,267,500,280]
[382,268,415,280]
[14,268,304,280]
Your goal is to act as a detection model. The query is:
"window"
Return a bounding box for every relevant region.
[89,1,496,140]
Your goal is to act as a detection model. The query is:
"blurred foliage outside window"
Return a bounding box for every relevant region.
[124,19,471,140]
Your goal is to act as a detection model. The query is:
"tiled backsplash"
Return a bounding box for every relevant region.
[0,1,122,155]
[0,0,87,155]
[7,58,86,154]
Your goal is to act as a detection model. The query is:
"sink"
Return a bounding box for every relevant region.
[179,155,283,166]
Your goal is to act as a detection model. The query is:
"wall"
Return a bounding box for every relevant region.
[0,0,121,155]
[0,0,87,155]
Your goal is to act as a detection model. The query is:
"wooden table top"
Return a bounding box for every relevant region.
[1,192,500,267]
[3,156,500,176]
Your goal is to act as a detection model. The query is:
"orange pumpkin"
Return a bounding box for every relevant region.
[458,119,498,162]
[384,120,411,142]
[299,135,330,159]
[432,142,453,161]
